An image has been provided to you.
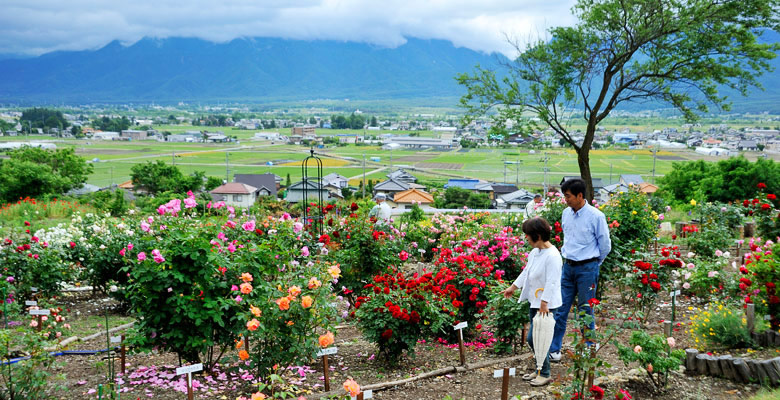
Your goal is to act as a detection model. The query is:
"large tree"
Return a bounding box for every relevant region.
[0,147,93,202]
[458,0,779,200]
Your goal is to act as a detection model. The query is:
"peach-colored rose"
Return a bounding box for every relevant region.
[240,282,253,294]
[246,318,260,331]
[319,331,335,348]
[301,296,313,308]
[251,393,266,400]
[250,305,262,317]
[288,285,302,298]
[308,277,322,289]
[343,378,360,397]
[238,350,249,361]
[327,265,341,279]
[277,297,290,311]
[241,273,254,283]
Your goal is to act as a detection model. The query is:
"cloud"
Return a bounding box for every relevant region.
[0,0,577,57]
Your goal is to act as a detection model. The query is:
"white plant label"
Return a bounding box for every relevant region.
[350,390,373,399]
[29,309,50,316]
[176,363,203,375]
[316,347,338,357]
[110,336,122,343]
[453,321,468,330]
[25,300,37,306]
[493,368,516,378]
[30,287,38,292]
[671,290,681,297]
[765,315,772,321]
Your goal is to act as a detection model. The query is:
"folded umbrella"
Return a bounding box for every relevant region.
[532,296,556,373]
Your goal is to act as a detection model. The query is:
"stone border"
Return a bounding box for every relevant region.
[685,348,780,385]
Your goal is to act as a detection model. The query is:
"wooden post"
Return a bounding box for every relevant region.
[458,329,465,366]
[747,304,756,334]
[120,335,126,375]
[322,354,330,391]
[664,320,672,338]
[187,373,193,400]
[37,315,42,332]
[520,325,526,349]
[357,393,363,400]
[501,368,510,400]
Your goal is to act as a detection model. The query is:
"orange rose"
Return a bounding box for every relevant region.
[319,331,335,348]
[241,273,254,283]
[236,339,243,349]
[288,285,302,298]
[238,350,249,361]
[301,296,314,308]
[246,318,260,331]
[277,297,290,311]
[240,282,253,294]
[308,277,322,289]
[286,320,294,326]
[343,378,360,397]
[251,392,266,400]
[250,305,262,317]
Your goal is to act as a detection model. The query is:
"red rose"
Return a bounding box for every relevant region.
[589,385,605,400]
[350,202,359,211]
[650,281,661,291]
[753,198,760,204]
[24,221,30,226]
[770,296,780,305]
[743,199,750,207]
[758,182,767,189]
[381,329,393,340]
[588,298,600,307]
[767,282,776,289]
[762,203,771,210]
[318,234,331,245]
[768,194,777,201]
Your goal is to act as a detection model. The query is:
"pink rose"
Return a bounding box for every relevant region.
[137,252,146,262]
[119,248,126,256]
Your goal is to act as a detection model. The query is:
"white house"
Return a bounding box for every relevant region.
[322,173,349,188]
[254,132,282,141]
[210,183,259,208]
[93,132,120,140]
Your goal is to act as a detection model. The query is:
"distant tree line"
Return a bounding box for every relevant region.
[20,108,69,133]
[0,146,92,202]
[93,116,131,132]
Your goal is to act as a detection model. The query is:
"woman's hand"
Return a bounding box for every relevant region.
[501,285,517,299]
[539,301,549,315]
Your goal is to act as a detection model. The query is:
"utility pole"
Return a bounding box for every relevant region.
[362,154,366,198]
[503,157,507,184]
[515,156,521,187]
[609,163,613,185]
[651,145,658,184]
[225,152,229,183]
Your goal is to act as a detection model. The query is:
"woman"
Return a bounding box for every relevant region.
[501,216,562,387]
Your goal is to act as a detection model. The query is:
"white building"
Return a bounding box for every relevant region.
[210,183,259,208]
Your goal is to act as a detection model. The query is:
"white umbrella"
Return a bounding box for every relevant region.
[532,304,556,373]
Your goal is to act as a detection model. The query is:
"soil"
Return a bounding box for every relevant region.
[43,288,771,400]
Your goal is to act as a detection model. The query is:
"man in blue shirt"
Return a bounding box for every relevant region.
[549,178,611,362]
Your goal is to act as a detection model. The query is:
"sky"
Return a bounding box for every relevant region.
[0,0,577,57]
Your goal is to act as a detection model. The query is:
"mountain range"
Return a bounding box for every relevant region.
[0,35,778,113]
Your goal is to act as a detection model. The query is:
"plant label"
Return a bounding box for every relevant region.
[29,309,50,316]
[176,363,203,375]
[110,335,122,344]
[493,368,516,378]
[351,390,373,400]
[671,290,681,297]
[25,300,37,306]
[453,321,468,330]
[316,346,338,357]
[765,315,772,321]
[30,287,38,292]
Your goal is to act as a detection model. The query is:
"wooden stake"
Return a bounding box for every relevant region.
[747,303,756,334]
[501,367,510,400]
[322,354,330,391]
[520,326,526,348]
[36,315,42,332]
[458,329,465,366]
[120,335,126,375]
[664,320,672,337]
[357,392,363,400]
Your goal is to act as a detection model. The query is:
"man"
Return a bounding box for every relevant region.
[524,194,544,219]
[368,193,392,227]
[549,178,611,362]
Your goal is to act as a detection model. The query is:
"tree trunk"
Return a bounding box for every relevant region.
[576,148,594,203]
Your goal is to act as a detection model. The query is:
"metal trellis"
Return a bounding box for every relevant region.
[301,148,324,236]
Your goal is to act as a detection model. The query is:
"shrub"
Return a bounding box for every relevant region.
[684,223,732,260]
[486,285,530,354]
[688,302,760,350]
[740,183,780,240]
[354,270,455,362]
[739,240,780,330]
[616,330,685,389]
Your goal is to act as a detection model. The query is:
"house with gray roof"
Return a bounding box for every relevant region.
[619,175,645,185]
[233,173,278,197]
[373,178,410,200]
[496,189,537,210]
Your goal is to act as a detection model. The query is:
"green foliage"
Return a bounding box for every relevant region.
[354,270,454,362]
[93,116,131,132]
[399,203,425,224]
[688,302,759,350]
[0,226,76,299]
[0,147,93,202]
[660,157,780,204]
[68,213,134,296]
[681,257,728,299]
[205,176,223,191]
[486,285,530,354]
[434,186,491,209]
[685,223,732,260]
[616,331,685,389]
[330,113,365,129]
[0,324,66,399]
[130,160,204,195]
[20,108,69,132]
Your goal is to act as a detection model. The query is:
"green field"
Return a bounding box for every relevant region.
[4,127,776,189]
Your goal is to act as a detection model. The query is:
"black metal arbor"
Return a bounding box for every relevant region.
[301,148,324,236]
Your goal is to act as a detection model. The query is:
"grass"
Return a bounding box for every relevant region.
[749,388,780,400]
[0,197,97,235]
[66,314,135,339]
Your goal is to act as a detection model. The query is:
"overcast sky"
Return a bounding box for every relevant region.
[0,0,577,57]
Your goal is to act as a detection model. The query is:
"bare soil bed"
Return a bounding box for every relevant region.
[46,290,771,400]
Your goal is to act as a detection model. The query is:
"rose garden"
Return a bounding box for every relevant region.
[0,180,778,400]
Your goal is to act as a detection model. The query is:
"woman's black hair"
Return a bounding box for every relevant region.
[522,216,551,243]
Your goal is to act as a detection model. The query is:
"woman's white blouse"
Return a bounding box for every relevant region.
[512,246,563,309]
